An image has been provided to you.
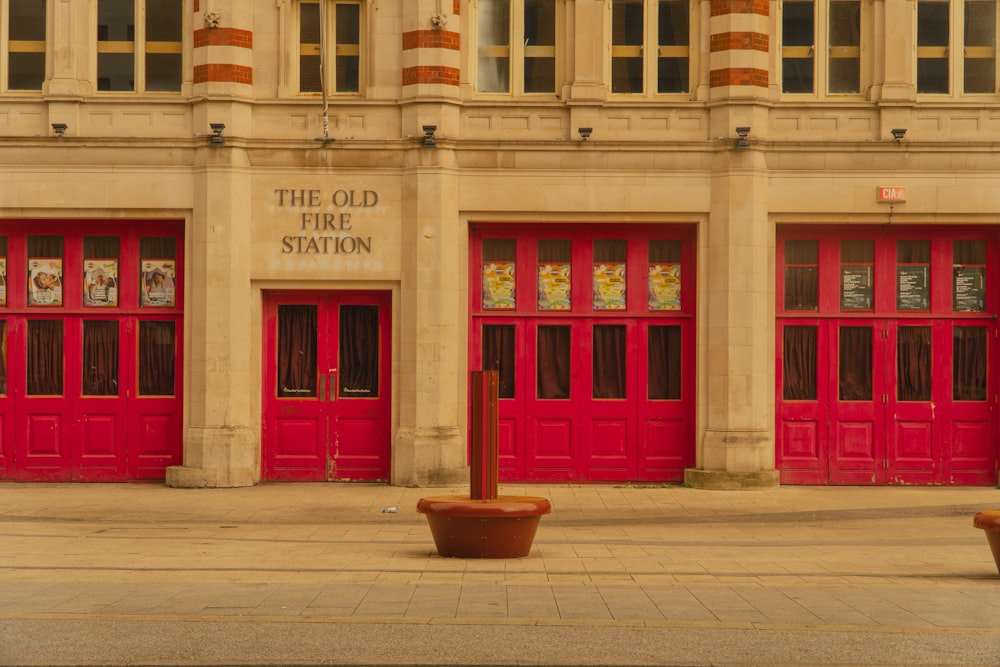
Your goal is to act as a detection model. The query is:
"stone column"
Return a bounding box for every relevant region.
[166,0,256,487]
[684,0,778,489]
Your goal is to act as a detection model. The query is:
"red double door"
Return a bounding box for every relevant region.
[472,317,694,482]
[262,291,391,482]
[777,318,996,485]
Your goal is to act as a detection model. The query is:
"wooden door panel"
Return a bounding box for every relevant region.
[76,412,126,481]
[332,415,388,480]
[17,413,70,481]
[639,418,688,479]
[586,418,630,479]
[526,418,575,479]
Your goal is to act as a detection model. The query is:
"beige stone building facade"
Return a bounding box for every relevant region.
[1,0,997,488]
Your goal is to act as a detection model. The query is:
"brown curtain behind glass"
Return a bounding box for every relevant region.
[83,321,119,395]
[537,325,570,399]
[897,326,931,401]
[138,321,175,396]
[339,305,378,397]
[483,324,515,398]
[783,326,817,400]
[954,326,987,401]
[593,325,626,398]
[277,305,316,398]
[839,326,872,401]
[27,320,63,395]
[648,325,681,400]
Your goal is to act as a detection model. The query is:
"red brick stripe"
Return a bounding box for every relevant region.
[402,65,460,86]
[710,0,769,16]
[711,32,768,52]
[194,64,253,85]
[402,30,460,50]
[710,67,768,87]
[194,28,253,48]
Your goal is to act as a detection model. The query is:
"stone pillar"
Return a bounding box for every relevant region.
[394,148,468,487]
[392,0,468,486]
[685,0,778,489]
[166,0,256,487]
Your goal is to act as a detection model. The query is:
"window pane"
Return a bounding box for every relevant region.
[27,320,63,395]
[336,2,361,92]
[339,305,379,398]
[483,324,516,398]
[84,236,120,307]
[954,327,987,401]
[896,240,930,311]
[593,325,626,399]
[829,0,861,94]
[300,2,321,92]
[479,0,511,92]
[953,241,986,312]
[839,326,872,401]
[28,236,64,307]
[83,321,119,396]
[783,1,814,93]
[784,240,818,310]
[612,0,644,93]
[524,0,556,93]
[897,326,931,401]
[783,326,817,400]
[8,0,46,90]
[138,321,175,395]
[537,325,570,399]
[657,0,689,93]
[483,239,516,310]
[840,240,873,311]
[277,305,317,398]
[648,326,681,399]
[965,0,996,93]
[98,0,136,91]
[917,0,949,93]
[140,238,177,308]
[538,240,571,310]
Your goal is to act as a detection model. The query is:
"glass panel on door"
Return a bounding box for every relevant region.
[83,321,119,395]
[537,325,570,398]
[483,324,515,398]
[648,325,681,400]
[593,324,626,399]
[339,305,378,398]
[954,326,987,401]
[138,321,175,396]
[28,320,63,394]
[838,326,872,401]
[277,305,317,398]
[896,326,930,401]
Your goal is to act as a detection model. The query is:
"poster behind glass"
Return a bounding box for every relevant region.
[0,257,6,306]
[538,263,571,310]
[896,265,929,311]
[482,261,516,309]
[648,263,681,310]
[28,258,63,306]
[84,259,119,307]
[141,259,176,307]
[840,265,873,310]
[954,266,986,312]
[593,262,626,310]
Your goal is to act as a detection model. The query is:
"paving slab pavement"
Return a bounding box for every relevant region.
[0,482,998,666]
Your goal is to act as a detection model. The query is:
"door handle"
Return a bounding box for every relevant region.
[318,373,326,401]
[329,369,337,401]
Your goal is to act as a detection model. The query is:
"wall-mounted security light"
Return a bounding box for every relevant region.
[210,123,225,145]
[735,126,751,149]
[422,125,437,147]
[51,123,68,137]
[891,128,907,142]
[578,127,593,141]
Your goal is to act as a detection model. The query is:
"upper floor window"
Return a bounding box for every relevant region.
[917,0,997,94]
[781,0,863,95]
[299,0,362,94]
[5,0,46,91]
[476,0,558,94]
[611,0,691,95]
[97,0,182,92]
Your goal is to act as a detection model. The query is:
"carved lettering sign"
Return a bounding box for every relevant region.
[274,189,377,254]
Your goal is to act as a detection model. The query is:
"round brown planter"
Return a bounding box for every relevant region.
[416,495,552,558]
[973,510,1000,575]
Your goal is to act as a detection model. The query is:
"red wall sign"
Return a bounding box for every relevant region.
[877,186,907,202]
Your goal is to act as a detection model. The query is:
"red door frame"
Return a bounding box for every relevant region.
[469,224,696,483]
[776,227,998,486]
[262,290,392,482]
[0,221,184,482]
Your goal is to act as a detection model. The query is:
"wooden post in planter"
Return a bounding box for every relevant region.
[469,370,499,501]
[416,370,551,558]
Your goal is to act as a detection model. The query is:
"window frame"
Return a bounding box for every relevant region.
[94,0,185,94]
[472,0,564,97]
[608,0,695,98]
[2,0,47,93]
[293,0,367,97]
[916,0,1000,97]
[779,0,869,98]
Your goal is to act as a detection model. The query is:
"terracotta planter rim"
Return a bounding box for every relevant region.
[417,495,552,518]
[973,510,1000,530]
